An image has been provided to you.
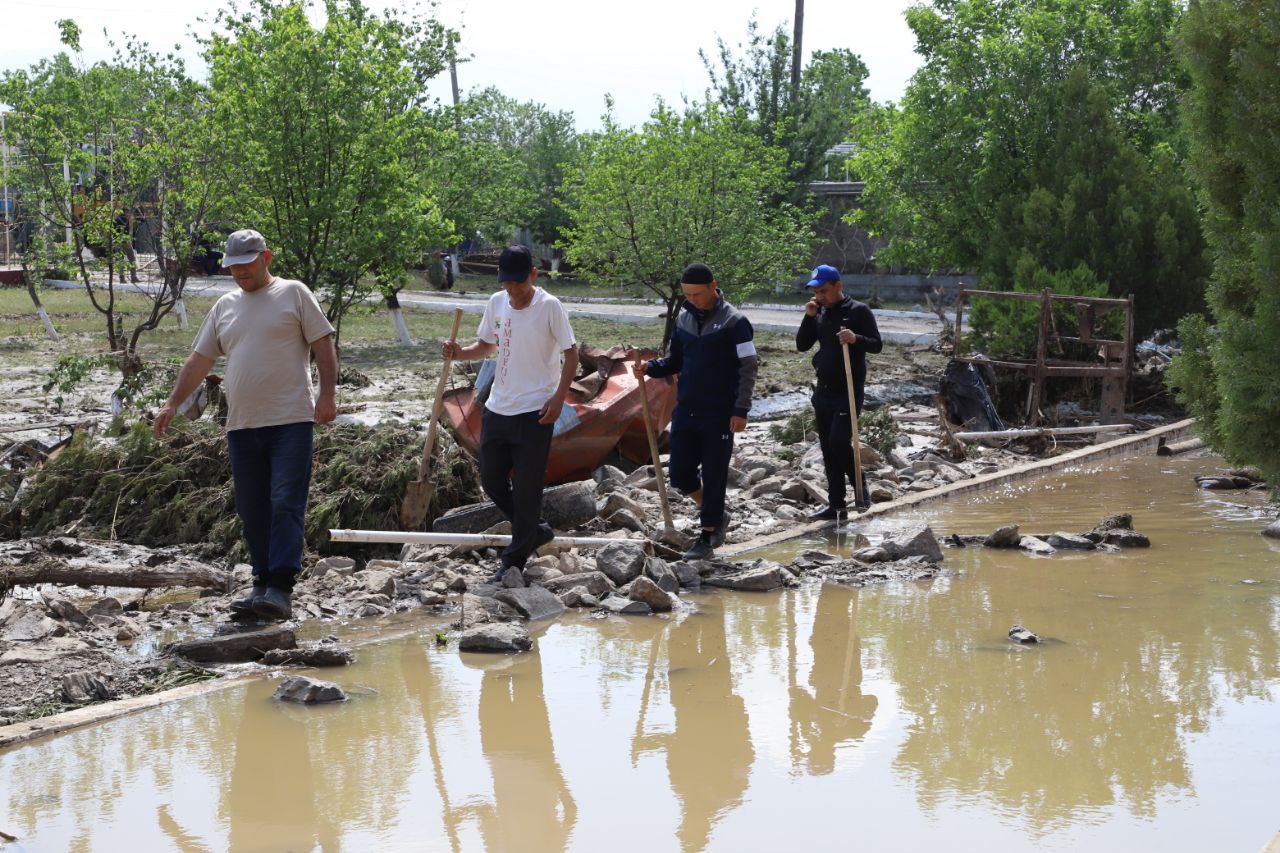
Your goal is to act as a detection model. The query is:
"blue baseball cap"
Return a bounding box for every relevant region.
[805,265,841,288]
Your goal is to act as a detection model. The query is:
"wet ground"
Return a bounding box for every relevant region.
[1,453,1278,852]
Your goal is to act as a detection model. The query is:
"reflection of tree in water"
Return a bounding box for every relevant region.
[473,654,577,853]
[635,608,755,853]
[862,553,1280,831]
[787,585,878,775]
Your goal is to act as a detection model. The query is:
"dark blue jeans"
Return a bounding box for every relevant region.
[668,416,735,530]
[226,421,314,592]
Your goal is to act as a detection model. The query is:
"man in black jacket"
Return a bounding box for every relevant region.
[635,263,758,560]
[795,265,883,520]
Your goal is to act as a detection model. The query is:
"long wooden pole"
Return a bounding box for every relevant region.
[399,308,464,528]
[841,342,866,507]
[634,353,674,530]
[329,529,622,548]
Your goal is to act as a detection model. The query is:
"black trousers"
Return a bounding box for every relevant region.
[813,385,867,509]
[479,409,554,568]
[668,417,735,529]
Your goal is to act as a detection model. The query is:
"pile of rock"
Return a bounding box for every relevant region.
[953,513,1152,556]
[788,523,946,586]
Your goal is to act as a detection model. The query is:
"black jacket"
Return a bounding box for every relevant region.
[648,296,758,423]
[795,296,883,390]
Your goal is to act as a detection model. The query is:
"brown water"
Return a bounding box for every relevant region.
[2,454,1279,852]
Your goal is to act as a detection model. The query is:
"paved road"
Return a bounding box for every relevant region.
[52,278,949,345]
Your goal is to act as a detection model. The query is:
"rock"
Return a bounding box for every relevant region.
[274,675,347,703]
[779,480,810,501]
[883,524,944,562]
[775,505,804,520]
[434,481,596,534]
[361,570,397,597]
[859,444,884,467]
[595,542,648,586]
[521,555,560,580]
[1195,474,1256,490]
[115,617,141,642]
[747,467,769,485]
[458,623,533,653]
[599,595,652,615]
[558,587,599,608]
[1019,535,1056,556]
[1008,625,1040,644]
[628,576,674,612]
[1091,514,1133,532]
[750,476,785,498]
[644,558,680,593]
[458,593,521,629]
[1102,529,1150,548]
[417,590,446,606]
[0,637,90,665]
[816,555,940,585]
[495,586,567,621]
[60,671,113,704]
[261,643,355,667]
[314,556,356,575]
[703,559,789,592]
[983,524,1021,548]
[597,491,647,520]
[852,546,890,563]
[606,508,647,533]
[1263,519,1280,540]
[869,484,895,503]
[87,597,124,618]
[167,626,296,663]
[541,571,615,598]
[43,597,89,625]
[1046,532,1095,550]
[669,561,701,588]
[593,464,626,484]
[0,604,61,642]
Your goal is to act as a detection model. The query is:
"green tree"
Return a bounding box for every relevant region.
[559,100,814,350]
[852,0,1204,342]
[204,0,454,347]
[1167,0,1280,485]
[703,18,871,191]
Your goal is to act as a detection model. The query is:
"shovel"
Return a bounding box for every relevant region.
[633,352,681,544]
[841,341,867,508]
[400,308,465,529]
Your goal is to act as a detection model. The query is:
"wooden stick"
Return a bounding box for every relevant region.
[633,352,674,530]
[840,342,866,507]
[399,308,465,528]
[329,529,623,548]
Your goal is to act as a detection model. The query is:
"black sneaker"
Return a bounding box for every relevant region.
[229,584,266,615]
[708,510,731,547]
[252,586,293,620]
[683,531,715,561]
[808,505,848,522]
[532,524,556,554]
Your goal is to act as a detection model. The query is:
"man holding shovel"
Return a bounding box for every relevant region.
[634,263,758,561]
[153,229,337,620]
[442,245,578,586]
[796,265,882,520]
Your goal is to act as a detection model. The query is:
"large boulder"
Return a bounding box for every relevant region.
[434,481,596,533]
[703,560,792,592]
[61,671,114,704]
[1019,536,1056,556]
[275,675,347,703]
[643,558,680,593]
[361,570,397,597]
[883,524,944,562]
[0,603,61,643]
[167,626,297,663]
[1047,532,1095,551]
[596,542,648,586]
[261,644,355,667]
[542,571,615,598]
[597,491,647,520]
[599,595,652,615]
[458,623,533,653]
[494,586,567,621]
[983,524,1021,548]
[627,576,674,612]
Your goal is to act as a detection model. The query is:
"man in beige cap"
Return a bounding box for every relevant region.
[155,229,338,619]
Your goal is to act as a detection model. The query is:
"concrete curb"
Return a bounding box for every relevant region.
[720,418,1197,557]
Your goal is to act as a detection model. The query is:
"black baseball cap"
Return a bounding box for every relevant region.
[681,263,714,286]
[497,245,535,282]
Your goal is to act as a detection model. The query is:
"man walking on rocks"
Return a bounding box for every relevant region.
[634,263,758,561]
[796,264,882,520]
[154,229,337,619]
[443,245,578,586]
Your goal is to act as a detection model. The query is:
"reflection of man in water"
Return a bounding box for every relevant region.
[789,585,878,775]
[660,610,755,851]
[224,690,337,852]
[476,655,577,852]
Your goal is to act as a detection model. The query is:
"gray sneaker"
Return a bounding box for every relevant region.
[252,586,292,620]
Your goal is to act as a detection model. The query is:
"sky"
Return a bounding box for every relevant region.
[2,0,924,130]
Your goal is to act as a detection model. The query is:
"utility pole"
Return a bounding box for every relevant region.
[448,33,461,109]
[791,0,804,93]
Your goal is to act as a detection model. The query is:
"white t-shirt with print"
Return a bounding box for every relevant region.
[477,287,576,416]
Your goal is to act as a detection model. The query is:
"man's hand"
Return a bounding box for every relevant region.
[153,404,176,438]
[730,415,748,433]
[631,356,648,377]
[805,298,820,317]
[837,326,858,345]
[539,396,565,425]
[314,391,337,425]
[442,340,462,360]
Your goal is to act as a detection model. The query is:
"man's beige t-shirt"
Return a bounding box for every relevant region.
[192,278,335,431]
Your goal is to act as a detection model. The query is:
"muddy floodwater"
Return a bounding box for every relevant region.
[2,454,1279,852]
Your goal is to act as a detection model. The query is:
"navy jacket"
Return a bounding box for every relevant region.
[647,296,758,425]
[796,296,882,391]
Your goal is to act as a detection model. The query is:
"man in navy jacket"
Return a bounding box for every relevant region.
[796,265,882,519]
[634,263,758,560]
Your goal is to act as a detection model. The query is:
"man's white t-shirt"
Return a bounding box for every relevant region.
[477,287,576,416]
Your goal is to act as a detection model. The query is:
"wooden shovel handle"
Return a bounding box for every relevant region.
[419,309,465,474]
[633,351,675,530]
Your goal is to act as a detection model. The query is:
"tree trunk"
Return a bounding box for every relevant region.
[791,0,804,93]
[385,292,412,345]
[661,294,681,353]
[25,280,58,341]
[174,298,188,330]
[1,560,229,592]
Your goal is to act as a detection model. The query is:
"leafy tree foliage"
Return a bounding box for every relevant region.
[559,101,814,350]
[852,0,1205,347]
[204,0,455,345]
[1168,0,1280,484]
[703,18,871,189]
